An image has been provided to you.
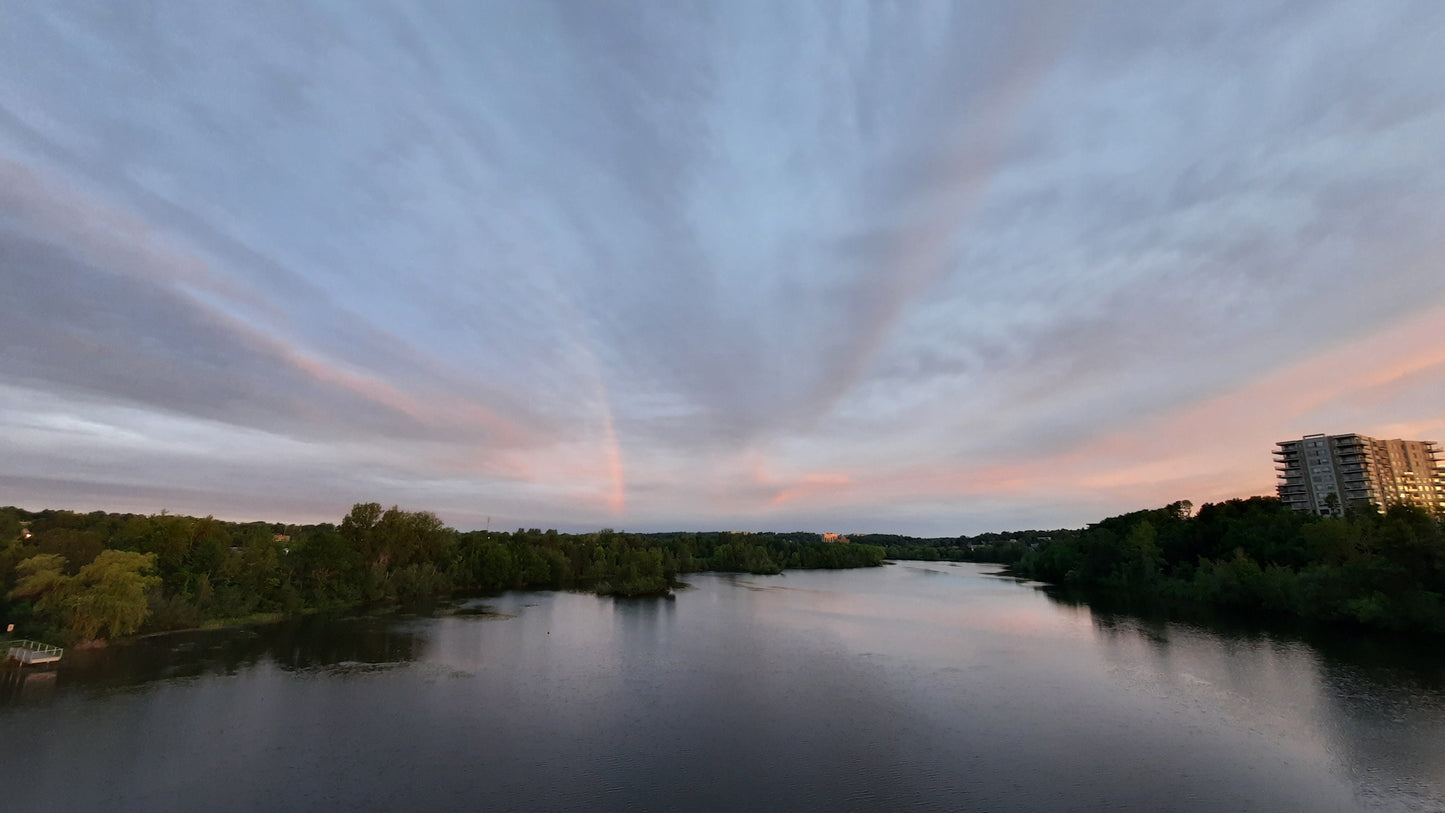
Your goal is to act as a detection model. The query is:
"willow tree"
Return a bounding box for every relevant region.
[9,550,160,640]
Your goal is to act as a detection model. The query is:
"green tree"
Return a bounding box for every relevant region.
[68,551,161,638]
[341,502,384,562]
[0,509,21,544]
[9,553,70,612]
[8,550,160,640]
[34,528,105,573]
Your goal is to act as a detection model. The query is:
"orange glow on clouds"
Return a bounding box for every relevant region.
[770,472,855,507]
[726,302,1445,520]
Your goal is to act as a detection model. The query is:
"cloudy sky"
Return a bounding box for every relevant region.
[3,1,1444,535]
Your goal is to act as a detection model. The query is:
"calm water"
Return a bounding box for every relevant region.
[4,562,1445,811]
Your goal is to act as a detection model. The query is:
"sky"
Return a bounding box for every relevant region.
[2,1,1444,535]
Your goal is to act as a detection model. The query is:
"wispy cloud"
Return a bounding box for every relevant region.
[2,1,1443,533]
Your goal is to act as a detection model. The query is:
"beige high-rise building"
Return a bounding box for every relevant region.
[1274,433,1445,516]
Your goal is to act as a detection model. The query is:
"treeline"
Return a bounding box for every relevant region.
[856,529,1078,565]
[1008,497,1445,636]
[0,504,884,643]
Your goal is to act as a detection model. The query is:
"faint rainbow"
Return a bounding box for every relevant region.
[531,259,627,516]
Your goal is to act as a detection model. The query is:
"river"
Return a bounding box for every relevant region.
[3,561,1444,811]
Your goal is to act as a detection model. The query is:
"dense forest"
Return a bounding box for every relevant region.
[1006,497,1445,636]
[821,497,1445,637]
[858,528,1078,565]
[8,496,1441,645]
[0,504,884,644]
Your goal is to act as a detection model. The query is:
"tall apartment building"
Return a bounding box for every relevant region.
[1274,433,1445,516]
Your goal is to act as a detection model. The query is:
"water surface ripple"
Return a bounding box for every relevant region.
[3,562,1443,811]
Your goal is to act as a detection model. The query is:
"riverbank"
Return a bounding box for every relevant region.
[10,564,1445,812]
[1008,498,1445,638]
[3,503,887,645]
[110,565,848,642]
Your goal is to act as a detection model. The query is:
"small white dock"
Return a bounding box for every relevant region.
[5,640,63,666]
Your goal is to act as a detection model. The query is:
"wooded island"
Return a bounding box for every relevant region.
[0,503,884,643]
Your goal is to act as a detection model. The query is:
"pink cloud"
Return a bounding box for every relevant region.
[729,302,1445,519]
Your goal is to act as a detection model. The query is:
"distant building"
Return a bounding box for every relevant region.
[1274,433,1445,516]
[820,533,849,544]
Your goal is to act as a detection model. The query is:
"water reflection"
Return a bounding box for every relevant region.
[1049,587,1445,811]
[1,613,428,706]
[3,564,1444,812]
[0,664,58,704]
